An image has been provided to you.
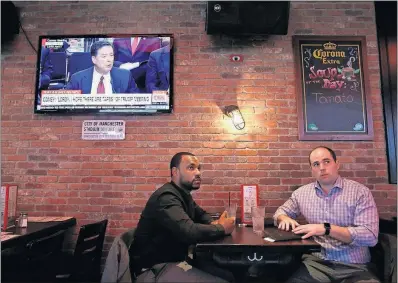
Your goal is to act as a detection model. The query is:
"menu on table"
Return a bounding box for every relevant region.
[241,184,259,224]
[1,185,18,231]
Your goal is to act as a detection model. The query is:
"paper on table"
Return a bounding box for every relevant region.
[28,216,73,222]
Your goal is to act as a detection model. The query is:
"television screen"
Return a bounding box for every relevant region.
[34,34,173,114]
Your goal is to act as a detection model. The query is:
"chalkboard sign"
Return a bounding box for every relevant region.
[293,36,374,140]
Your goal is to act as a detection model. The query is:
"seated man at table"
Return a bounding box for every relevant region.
[274,146,380,283]
[129,152,236,283]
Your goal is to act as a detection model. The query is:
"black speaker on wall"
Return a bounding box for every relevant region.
[206,1,290,35]
[1,1,20,47]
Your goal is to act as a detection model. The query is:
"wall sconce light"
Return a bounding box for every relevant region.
[224,105,245,130]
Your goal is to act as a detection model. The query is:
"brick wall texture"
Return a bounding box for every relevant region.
[2,1,396,261]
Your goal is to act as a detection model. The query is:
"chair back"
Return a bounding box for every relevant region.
[47,51,67,90]
[72,219,108,281]
[48,51,67,80]
[370,232,397,283]
[67,52,93,80]
[25,229,66,281]
[101,228,136,283]
[26,229,66,260]
[121,227,136,249]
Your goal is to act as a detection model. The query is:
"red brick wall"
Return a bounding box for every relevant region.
[2,1,396,258]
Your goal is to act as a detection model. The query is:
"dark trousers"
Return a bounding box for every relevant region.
[187,256,235,282]
[286,254,380,283]
[135,259,234,283]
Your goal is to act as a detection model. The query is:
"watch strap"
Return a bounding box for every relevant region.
[324,222,331,235]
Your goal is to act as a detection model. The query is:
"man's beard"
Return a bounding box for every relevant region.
[180,178,201,191]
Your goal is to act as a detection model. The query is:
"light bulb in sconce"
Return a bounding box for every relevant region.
[224,105,245,130]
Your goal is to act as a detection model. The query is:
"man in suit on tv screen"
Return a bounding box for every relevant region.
[36,46,54,105]
[66,40,139,94]
[113,36,161,92]
[145,37,171,93]
[39,47,53,90]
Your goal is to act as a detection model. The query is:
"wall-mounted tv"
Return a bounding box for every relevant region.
[34,34,173,114]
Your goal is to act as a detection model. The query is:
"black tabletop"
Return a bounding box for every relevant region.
[1,217,77,250]
[196,226,321,253]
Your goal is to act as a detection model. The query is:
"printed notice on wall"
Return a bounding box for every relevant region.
[82,120,125,140]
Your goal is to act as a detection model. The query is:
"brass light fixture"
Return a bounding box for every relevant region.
[224,105,245,130]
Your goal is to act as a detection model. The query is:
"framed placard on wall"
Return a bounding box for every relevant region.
[293,36,374,141]
[240,185,259,224]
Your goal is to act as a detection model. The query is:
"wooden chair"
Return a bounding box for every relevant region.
[57,219,108,282]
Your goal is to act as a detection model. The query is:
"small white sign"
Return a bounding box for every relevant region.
[82,120,125,140]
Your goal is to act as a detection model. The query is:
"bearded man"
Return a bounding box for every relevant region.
[129,152,235,283]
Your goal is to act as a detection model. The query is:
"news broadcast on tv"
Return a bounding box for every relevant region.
[34,35,173,114]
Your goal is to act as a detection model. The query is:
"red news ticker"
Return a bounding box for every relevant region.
[41,90,82,94]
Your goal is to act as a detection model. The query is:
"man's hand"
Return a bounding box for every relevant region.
[277,215,300,231]
[219,217,235,235]
[292,224,325,239]
[217,211,235,235]
[211,211,227,225]
[219,211,228,219]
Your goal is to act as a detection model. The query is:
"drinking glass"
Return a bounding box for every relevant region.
[251,206,265,235]
[225,203,237,223]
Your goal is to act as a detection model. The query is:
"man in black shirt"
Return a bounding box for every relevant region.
[130,152,235,282]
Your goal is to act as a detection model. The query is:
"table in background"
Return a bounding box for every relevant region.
[1,217,77,250]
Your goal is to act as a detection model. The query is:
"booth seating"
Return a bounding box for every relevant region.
[370,217,397,283]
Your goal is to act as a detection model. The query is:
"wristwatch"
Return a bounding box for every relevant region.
[324,223,331,236]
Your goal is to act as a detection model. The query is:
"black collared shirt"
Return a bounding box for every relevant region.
[129,181,225,270]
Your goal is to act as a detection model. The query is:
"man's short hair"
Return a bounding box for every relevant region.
[309,146,337,164]
[170,152,195,177]
[90,40,113,57]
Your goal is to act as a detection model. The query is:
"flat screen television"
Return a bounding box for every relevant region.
[34,34,173,114]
